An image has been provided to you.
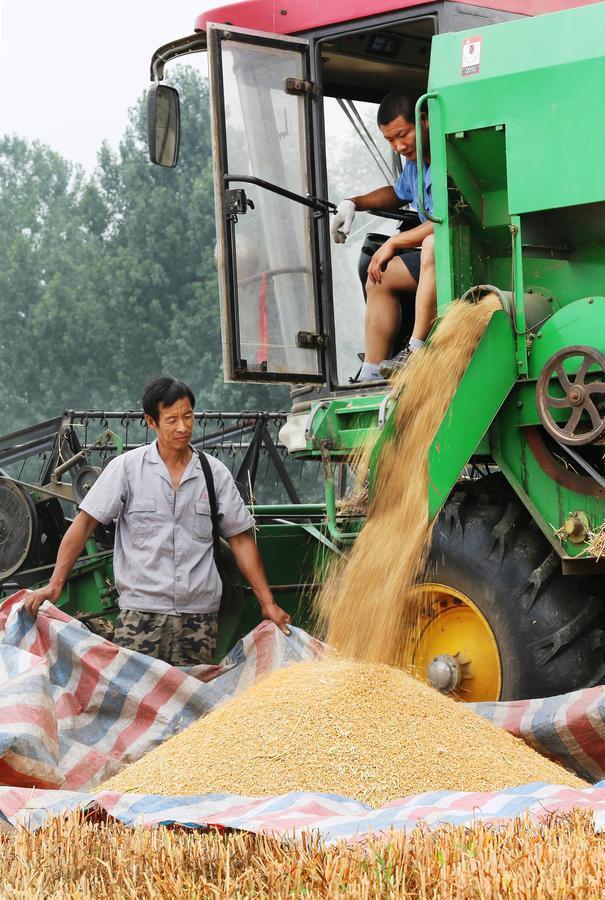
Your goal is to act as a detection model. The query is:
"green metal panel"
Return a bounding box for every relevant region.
[428,309,517,519]
[429,3,605,337]
[527,296,605,378]
[300,394,384,457]
[54,554,117,618]
[429,4,605,216]
[491,400,605,558]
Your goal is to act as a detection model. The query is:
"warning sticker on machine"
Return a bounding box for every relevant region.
[461,36,482,77]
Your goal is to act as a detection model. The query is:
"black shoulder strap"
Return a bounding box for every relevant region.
[197,450,224,582]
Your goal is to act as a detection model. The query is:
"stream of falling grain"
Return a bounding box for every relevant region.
[314,296,502,668]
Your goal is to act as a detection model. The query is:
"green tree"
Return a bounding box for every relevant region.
[0,67,289,434]
[0,137,114,427]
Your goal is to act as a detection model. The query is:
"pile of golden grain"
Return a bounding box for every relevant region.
[100,658,584,803]
[2,810,604,897]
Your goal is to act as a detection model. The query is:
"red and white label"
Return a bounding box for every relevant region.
[461,36,482,77]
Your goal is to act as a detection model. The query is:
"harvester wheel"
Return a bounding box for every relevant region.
[414,477,605,701]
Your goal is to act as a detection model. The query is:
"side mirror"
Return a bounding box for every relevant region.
[147,84,180,167]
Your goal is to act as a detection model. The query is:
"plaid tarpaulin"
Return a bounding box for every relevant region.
[3,589,605,838]
[0,591,322,791]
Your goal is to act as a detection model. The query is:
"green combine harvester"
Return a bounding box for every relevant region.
[3,0,605,702]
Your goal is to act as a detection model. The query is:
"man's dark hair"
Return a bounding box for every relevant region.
[377,91,421,127]
[142,377,196,423]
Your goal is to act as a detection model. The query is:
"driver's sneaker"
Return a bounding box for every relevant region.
[378,345,413,379]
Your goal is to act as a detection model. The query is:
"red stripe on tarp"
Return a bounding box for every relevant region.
[195,663,227,684]
[252,622,275,679]
[562,688,605,771]
[499,700,530,736]
[93,791,123,813]
[61,749,114,791]
[0,591,28,629]
[55,693,84,720]
[43,604,73,625]
[0,787,39,817]
[71,642,123,711]
[0,759,59,791]
[108,666,192,758]
[0,704,57,738]
[25,613,54,660]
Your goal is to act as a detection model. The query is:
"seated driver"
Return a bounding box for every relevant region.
[331,90,436,381]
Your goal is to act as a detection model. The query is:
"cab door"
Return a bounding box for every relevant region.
[208,24,325,383]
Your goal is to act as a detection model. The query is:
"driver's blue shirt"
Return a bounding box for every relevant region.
[393,161,433,223]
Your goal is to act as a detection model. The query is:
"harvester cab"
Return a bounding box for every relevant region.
[149,0,523,390]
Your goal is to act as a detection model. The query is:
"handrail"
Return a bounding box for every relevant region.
[224,174,336,216]
[414,91,442,225]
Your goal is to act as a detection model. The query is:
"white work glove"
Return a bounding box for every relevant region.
[330,199,356,244]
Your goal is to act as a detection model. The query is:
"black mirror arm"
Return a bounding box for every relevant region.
[224,174,336,218]
[150,33,207,82]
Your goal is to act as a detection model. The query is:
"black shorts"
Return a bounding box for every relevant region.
[393,248,421,284]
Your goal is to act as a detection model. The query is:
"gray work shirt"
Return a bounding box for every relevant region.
[79,441,254,614]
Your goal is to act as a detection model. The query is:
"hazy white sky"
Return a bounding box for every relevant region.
[0,0,215,170]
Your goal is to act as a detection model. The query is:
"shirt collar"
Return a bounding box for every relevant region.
[145,440,201,472]
[145,440,162,464]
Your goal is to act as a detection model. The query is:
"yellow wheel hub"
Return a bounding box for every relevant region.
[406,583,502,702]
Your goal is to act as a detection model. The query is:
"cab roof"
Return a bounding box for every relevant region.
[194,0,595,35]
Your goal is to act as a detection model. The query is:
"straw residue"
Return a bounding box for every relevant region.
[99,657,584,804]
[2,810,604,897]
[314,297,502,667]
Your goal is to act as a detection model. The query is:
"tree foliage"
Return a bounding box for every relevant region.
[0,67,287,433]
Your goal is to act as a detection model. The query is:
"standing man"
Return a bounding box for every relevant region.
[331,90,436,380]
[25,377,291,665]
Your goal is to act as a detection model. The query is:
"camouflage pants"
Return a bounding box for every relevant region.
[113,609,219,666]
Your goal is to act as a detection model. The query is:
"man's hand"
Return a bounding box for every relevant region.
[367,239,397,285]
[228,531,292,635]
[23,582,62,617]
[260,599,292,635]
[330,199,356,244]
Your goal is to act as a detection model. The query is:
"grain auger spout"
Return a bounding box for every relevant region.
[292,286,524,537]
[370,287,520,524]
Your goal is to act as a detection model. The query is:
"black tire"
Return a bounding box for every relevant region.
[427,475,605,700]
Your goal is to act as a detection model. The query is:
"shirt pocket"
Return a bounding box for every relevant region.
[128,497,159,546]
[192,499,213,542]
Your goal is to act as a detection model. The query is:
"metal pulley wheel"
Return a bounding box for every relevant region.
[0,477,38,579]
[536,345,605,446]
[71,465,102,504]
